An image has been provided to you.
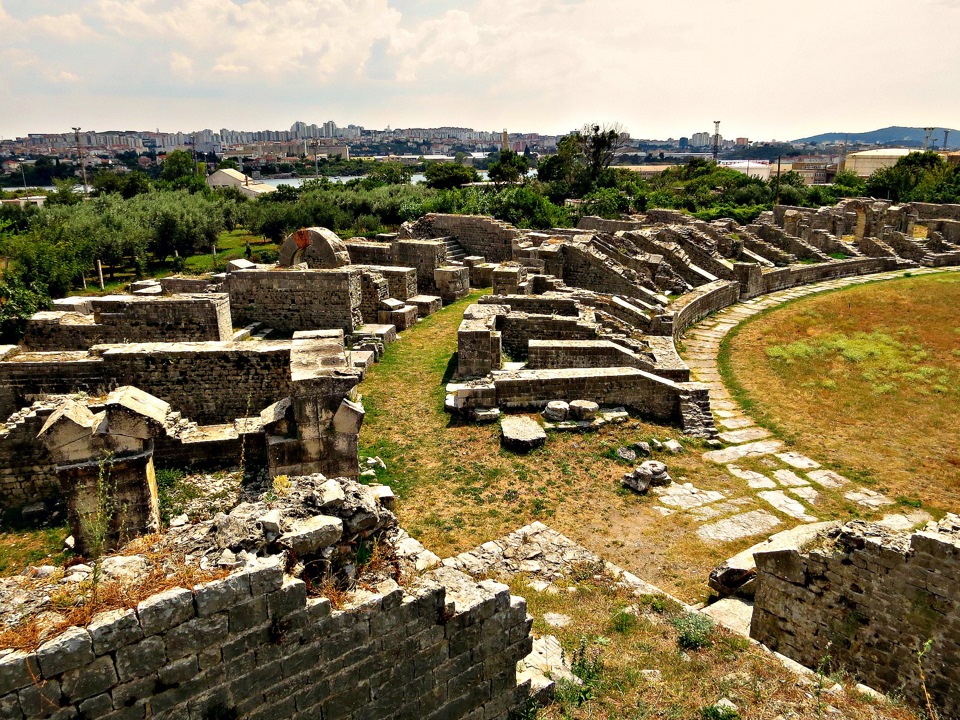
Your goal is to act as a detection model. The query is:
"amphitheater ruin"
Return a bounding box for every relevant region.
[0,198,959,718]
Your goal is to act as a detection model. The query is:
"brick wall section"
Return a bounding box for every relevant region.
[751,519,960,717]
[576,216,645,233]
[400,213,521,262]
[354,266,418,301]
[359,272,389,326]
[0,560,532,720]
[0,342,294,426]
[23,295,233,350]
[225,269,363,334]
[526,339,661,374]
[0,407,57,509]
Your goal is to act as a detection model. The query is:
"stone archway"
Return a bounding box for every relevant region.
[278,227,351,268]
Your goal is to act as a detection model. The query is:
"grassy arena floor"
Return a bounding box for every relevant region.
[357,293,922,719]
[721,271,960,516]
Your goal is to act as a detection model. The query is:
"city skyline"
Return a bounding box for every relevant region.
[1,0,958,141]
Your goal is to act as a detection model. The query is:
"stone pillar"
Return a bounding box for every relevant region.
[734,262,764,299]
[37,386,168,554]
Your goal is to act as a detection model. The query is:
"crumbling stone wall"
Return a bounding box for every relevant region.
[393,240,448,292]
[758,257,903,294]
[559,243,655,298]
[0,560,532,720]
[400,213,521,262]
[576,216,645,233]
[751,518,960,717]
[359,271,390,325]
[0,342,295,426]
[225,268,363,334]
[23,294,233,350]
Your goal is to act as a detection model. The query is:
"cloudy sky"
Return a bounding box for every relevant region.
[1,0,957,141]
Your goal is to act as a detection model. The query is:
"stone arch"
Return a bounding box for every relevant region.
[278,227,351,268]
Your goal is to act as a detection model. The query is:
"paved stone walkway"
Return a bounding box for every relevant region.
[671,267,957,541]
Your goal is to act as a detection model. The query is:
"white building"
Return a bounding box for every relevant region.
[718,159,771,181]
[205,168,277,198]
[843,148,914,177]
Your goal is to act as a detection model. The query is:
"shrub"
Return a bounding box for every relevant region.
[671,611,714,650]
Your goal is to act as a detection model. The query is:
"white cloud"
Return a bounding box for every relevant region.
[169,52,195,77]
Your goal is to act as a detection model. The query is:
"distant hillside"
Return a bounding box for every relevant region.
[793,126,960,148]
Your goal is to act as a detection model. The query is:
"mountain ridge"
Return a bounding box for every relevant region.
[792,126,960,147]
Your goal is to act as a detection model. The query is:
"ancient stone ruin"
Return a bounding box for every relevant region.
[1,201,960,719]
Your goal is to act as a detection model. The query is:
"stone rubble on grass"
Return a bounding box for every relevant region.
[775,452,821,470]
[807,469,849,488]
[728,465,777,489]
[569,400,599,421]
[542,401,569,422]
[773,469,809,487]
[623,461,672,494]
[616,447,637,463]
[542,613,571,628]
[663,439,685,454]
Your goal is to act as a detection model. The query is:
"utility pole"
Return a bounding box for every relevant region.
[313,139,320,177]
[923,127,935,150]
[712,121,720,161]
[73,127,88,194]
[944,130,950,151]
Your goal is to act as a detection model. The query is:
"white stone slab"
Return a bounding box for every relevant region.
[844,488,894,509]
[790,486,819,504]
[696,510,782,542]
[773,469,809,487]
[653,483,725,509]
[807,469,849,488]
[775,452,821,470]
[719,417,755,430]
[758,491,817,521]
[718,427,772,444]
[727,465,776,489]
[703,440,784,464]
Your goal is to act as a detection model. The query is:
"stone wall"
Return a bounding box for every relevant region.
[576,216,645,233]
[493,367,686,422]
[0,559,532,720]
[24,295,233,350]
[560,244,654,298]
[344,240,394,266]
[159,276,218,294]
[501,315,600,360]
[652,280,741,338]
[751,518,960,717]
[225,268,363,334]
[393,240,448,292]
[758,257,905,295]
[0,342,295,426]
[401,213,521,262]
[526,339,660,374]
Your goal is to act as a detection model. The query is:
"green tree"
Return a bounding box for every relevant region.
[216,158,240,171]
[424,162,480,190]
[487,149,529,184]
[0,276,51,343]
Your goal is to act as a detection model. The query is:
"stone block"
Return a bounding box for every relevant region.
[194,573,253,617]
[408,295,442,318]
[88,609,142,655]
[0,651,39,695]
[137,587,195,636]
[279,516,343,556]
[332,399,365,435]
[36,627,95,678]
[60,655,117,703]
[115,635,167,681]
[267,579,309,619]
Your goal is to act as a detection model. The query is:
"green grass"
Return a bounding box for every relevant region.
[0,512,71,575]
[719,270,960,513]
[184,229,277,273]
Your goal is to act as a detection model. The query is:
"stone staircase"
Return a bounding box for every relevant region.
[442,237,469,264]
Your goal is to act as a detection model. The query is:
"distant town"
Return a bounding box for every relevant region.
[3,120,958,191]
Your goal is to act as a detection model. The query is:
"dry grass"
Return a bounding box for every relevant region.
[514,571,920,720]
[358,292,788,602]
[722,272,960,513]
[0,540,228,652]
